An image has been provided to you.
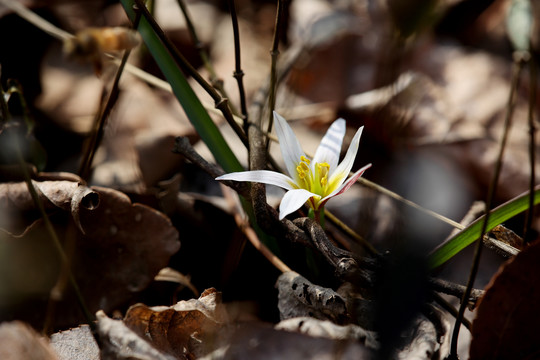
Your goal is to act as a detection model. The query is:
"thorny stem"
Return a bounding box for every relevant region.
[0,80,96,332]
[265,0,287,150]
[524,52,536,242]
[227,0,249,130]
[448,54,525,359]
[175,0,237,114]
[78,9,141,181]
[132,0,249,148]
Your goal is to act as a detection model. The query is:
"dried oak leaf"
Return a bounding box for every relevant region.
[0,178,98,235]
[470,240,540,359]
[74,186,181,312]
[0,179,179,329]
[124,288,226,359]
[96,311,176,360]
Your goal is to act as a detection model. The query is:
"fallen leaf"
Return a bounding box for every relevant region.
[0,177,180,329]
[470,240,540,359]
[124,288,226,358]
[96,310,176,360]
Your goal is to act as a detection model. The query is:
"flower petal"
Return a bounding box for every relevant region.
[312,118,345,171]
[320,163,371,207]
[274,111,305,179]
[279,188,319,220]
[327,126,364,190]
[216,170,296,190]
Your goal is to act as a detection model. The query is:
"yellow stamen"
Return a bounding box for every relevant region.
[317,162,330,188]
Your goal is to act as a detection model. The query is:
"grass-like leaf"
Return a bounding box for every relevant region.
[429,187,540,269]
[120,0,243,173]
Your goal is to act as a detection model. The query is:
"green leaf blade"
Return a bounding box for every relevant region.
[429,188,540,269]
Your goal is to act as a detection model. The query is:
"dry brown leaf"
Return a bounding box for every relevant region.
[96,310,176,360]
[0,178,98,235]
[469,240,540,359]
[124,288,226,359]
[0,178,180,329]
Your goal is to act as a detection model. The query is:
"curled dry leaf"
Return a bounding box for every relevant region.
[276,271,348,324]
[96,311,176,360]
[470,240,540,359]
[0,177,180,329]
[0,179,98,235]
[0,321,58,360]
[124,288,226,359]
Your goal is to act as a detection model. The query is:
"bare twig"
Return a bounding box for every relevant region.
[524,54,537,242]
[131,0,249,148]
[431,293,472,331]
[221,184,291,273]
[227,0,249,128]
[428,278,484,309]
[175,0,237,114]
[78,11,141,181]
[449,53,525,358]
[265,0,287,150]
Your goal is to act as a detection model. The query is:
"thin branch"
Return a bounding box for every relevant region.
[227,0,249,129]
[132,0,249,148]
[221,184,292,273]
[449,53,525,358]
[175,0,238,114]
[524,53,536,242]
[78,12,141,181]
[265,0,287,150]
[428,278,484,309]
[172,136,250,196]
[324,208,378,255]
[431,292,472,331]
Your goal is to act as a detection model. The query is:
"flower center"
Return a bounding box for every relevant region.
[296,156,330,195]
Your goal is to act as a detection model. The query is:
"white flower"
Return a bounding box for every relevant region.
[216,112,371,220]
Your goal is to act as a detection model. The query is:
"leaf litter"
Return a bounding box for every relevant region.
[1,0,540,359]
